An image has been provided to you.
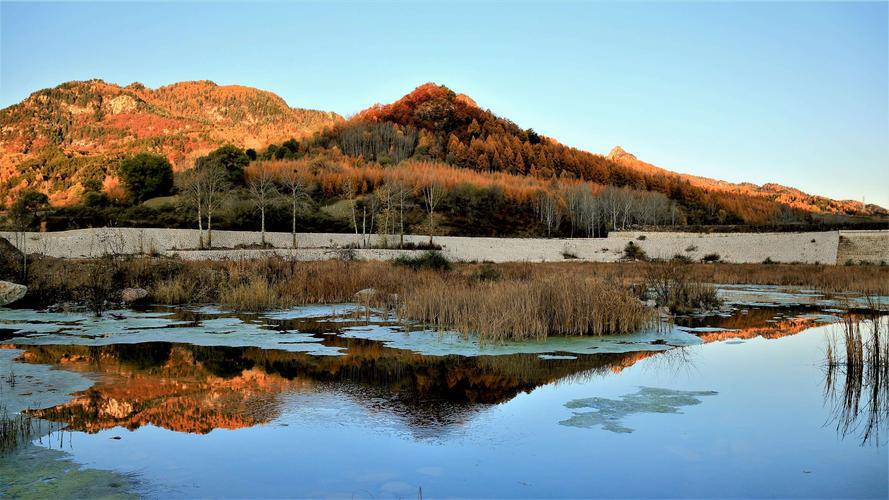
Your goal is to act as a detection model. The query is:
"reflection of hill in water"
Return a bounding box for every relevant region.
[18,339,658,435]
[13,306,824,436]
[678,307,823,343]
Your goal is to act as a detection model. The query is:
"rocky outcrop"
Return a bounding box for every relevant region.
[0,280,27,306]
[0,237,23,280]
[121,287,149,303]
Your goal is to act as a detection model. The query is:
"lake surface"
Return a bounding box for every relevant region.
[1,286,887,498]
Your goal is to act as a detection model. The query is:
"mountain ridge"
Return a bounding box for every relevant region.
[0,79,882,219]
[605,145,881,216]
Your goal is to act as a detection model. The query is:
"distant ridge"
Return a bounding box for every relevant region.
[0,79,882,219]
[0,79,342,204]
[606,146,884,216]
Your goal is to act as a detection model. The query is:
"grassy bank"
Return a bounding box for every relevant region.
[17,255,888,340]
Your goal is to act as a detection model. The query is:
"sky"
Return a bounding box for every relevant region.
[1,1,887,206]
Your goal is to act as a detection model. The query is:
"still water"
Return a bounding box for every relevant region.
[1,290,887,498]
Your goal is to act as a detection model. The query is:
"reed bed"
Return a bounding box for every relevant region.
[400,274,654,341]
[20,255,886,339]
[824,297,888,446]
[0,404,34,454]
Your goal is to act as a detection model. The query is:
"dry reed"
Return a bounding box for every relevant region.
[400,273,654,341]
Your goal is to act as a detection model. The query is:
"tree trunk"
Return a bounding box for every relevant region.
[292,198,297,249]
[261,206,266,246]
[197,204,204,250]
[428,210,434,245]
[399,203,404,248]
[207,212,213,249]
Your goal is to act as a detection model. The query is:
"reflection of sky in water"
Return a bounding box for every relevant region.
[21,323,888,499]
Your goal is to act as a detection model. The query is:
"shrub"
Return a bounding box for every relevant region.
[623,241,647,261]
[393,251,451,271]
[473,262,502,282]
[701,253,721,263]
[763,257,776,265]
[671,254,693,264]
[644,262,721,314]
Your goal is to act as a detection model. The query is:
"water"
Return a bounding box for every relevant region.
[1,291,887,498]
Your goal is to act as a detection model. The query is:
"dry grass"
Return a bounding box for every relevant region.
[644,262,721,314]
[401,273,653,341]
[21,256,887,340]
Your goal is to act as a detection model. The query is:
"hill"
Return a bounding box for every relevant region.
[606,146,882,217]
[327,83,883,224]
[0,79,342,204]
[1,80,882,226]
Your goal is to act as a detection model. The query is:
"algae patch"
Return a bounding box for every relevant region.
[559,387,717,433]
[0,444,137,499]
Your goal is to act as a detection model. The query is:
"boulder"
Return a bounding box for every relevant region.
[121,287,149,303]
[0,237,23,281]
[0,280,27,306]
[354,288,377,301]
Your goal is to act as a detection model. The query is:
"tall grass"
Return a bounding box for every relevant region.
[21,255,887,340]
[824,296,888,446]
[0,404,34,454]
[644,261,721,314]
[400,274,653,341]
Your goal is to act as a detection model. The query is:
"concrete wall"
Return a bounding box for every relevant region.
[837,230,889,265]
[2,227,879,264]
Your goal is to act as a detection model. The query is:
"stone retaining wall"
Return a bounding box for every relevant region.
[1,227,883,264]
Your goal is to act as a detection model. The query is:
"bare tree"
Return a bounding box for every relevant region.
[536,189,562,237]
[342,178,360,246]
[179,169,206,249]
[422,181,444,245]
[203,164,228,250]
[279,167,312,248]
[392,180,411,248]
[248,162,279,247]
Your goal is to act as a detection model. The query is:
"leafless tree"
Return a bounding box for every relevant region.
[279,167,312,248]
[391,180,411,248]
[342,178,360,246]
[422,181,444,245]
[202,164,228,249]
[248,162,279,247]
[536,189,562,237]
[178,169,206,249]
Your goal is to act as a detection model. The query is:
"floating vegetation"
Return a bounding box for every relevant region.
[824,296,888,446]
[559,387,717,433]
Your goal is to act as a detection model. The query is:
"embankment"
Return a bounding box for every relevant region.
[0,228,885,264]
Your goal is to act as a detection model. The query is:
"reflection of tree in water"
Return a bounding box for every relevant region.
[19,339,660,437]
[823,313,888,446]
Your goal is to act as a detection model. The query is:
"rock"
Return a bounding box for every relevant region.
[0,237,23,281]
[0,280,27,306]
[643,299,657,308]
[354,288,377,301]
[121,287,149,303]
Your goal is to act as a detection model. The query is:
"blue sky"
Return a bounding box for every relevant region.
[2,1,887,206]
